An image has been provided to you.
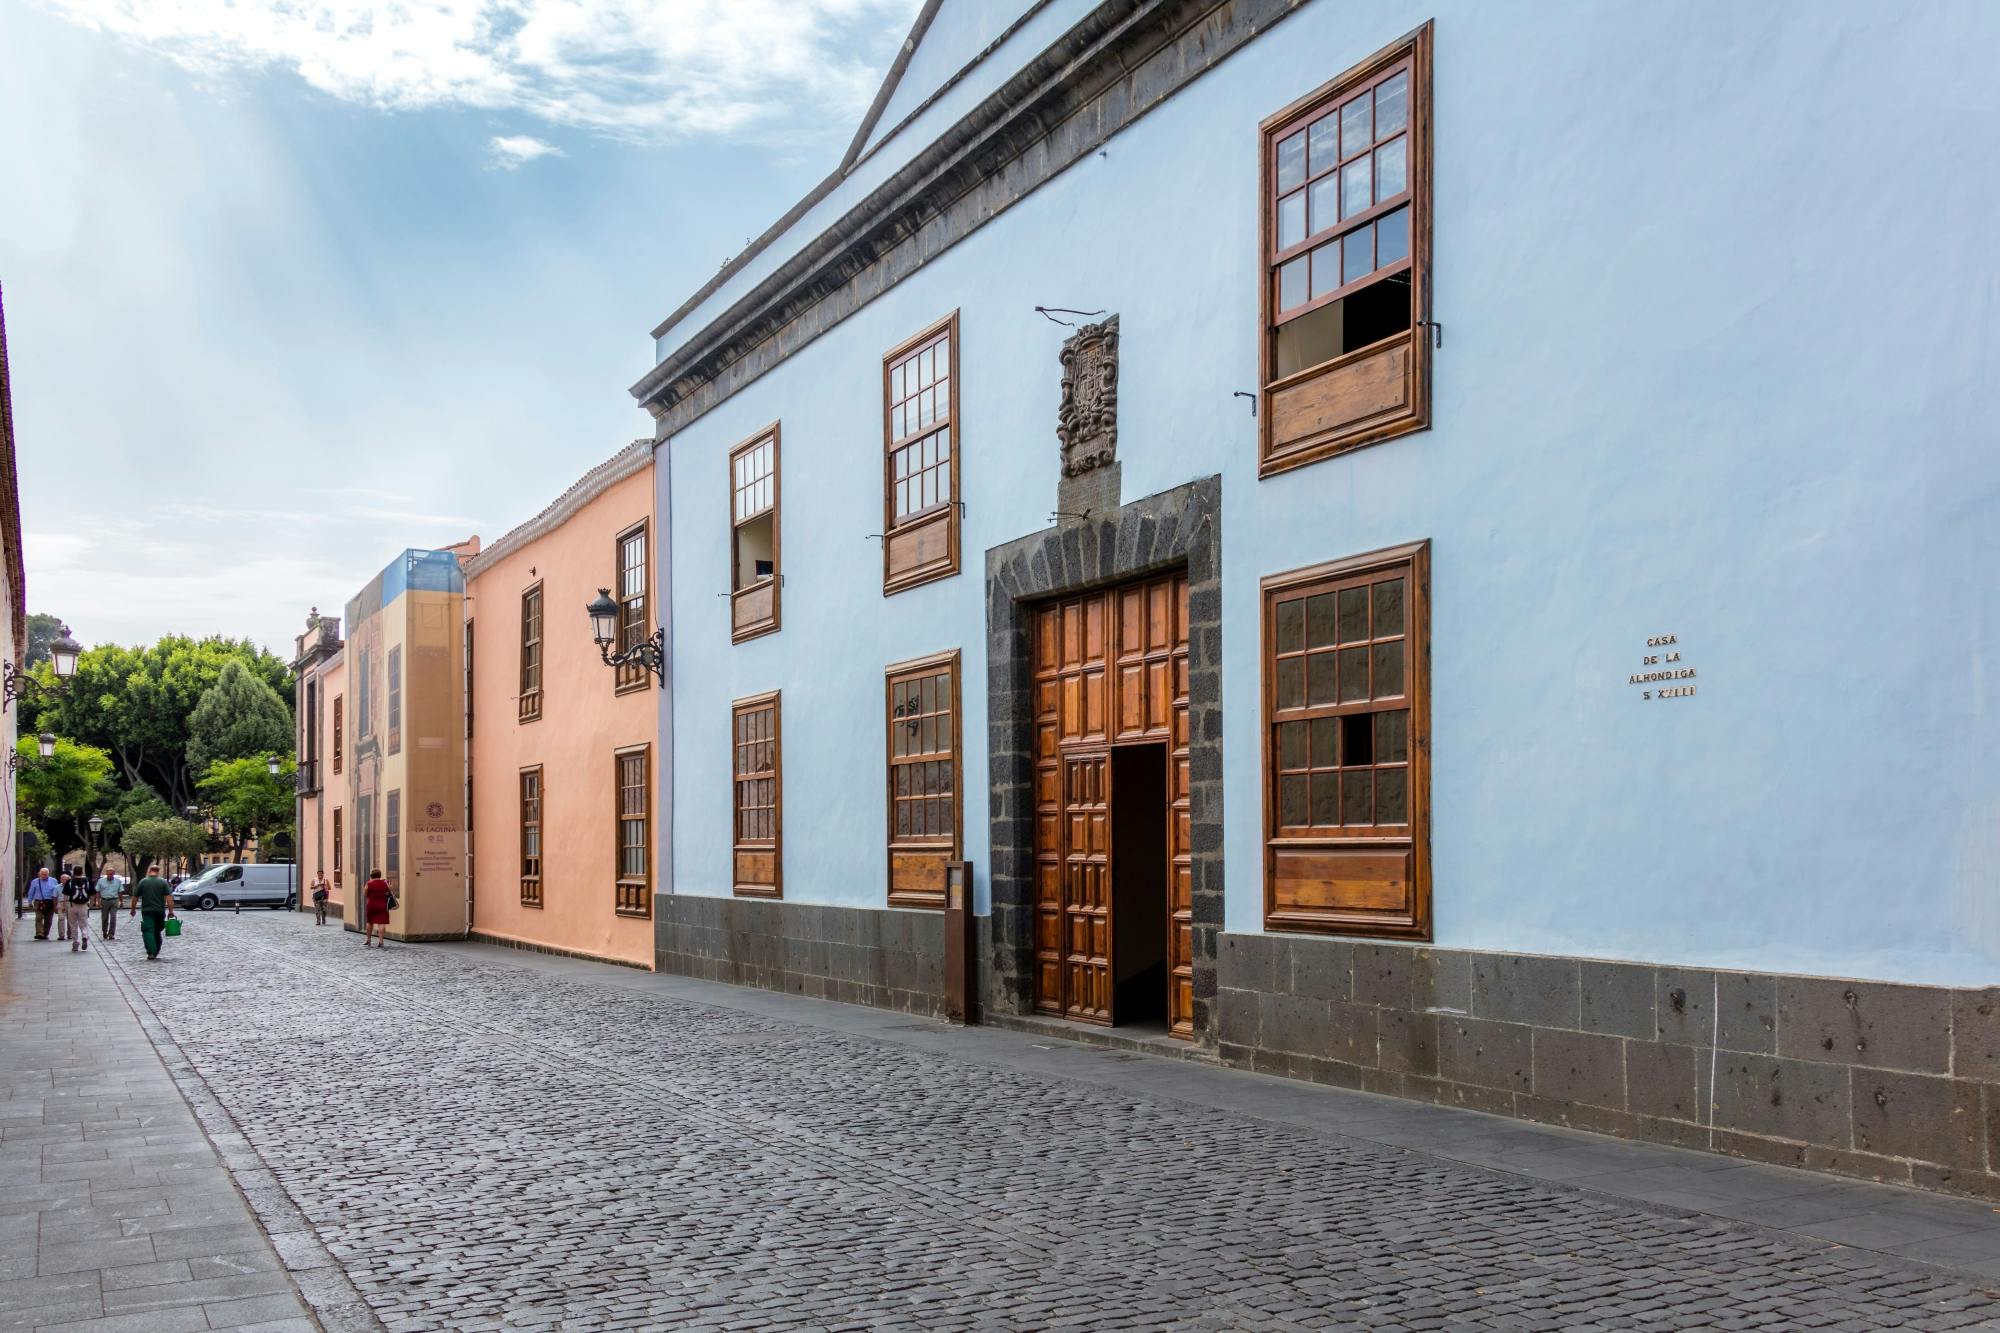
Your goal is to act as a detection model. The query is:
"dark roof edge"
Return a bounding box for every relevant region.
[838,0,945,175]
[632,0,1154,410]
[843,0,1059,178]
[0,284,28,668]
[649,0,1054,347]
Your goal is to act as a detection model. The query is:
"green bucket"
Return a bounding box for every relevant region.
[163,917,182,937]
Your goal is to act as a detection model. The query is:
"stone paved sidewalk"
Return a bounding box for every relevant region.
[0,910,319,1332]
[79,912,2000,1330]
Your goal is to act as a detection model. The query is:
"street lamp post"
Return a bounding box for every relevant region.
[584,589,665,685]
[86,813,103,887]
[1,625,81,711]
[265,755,296,907]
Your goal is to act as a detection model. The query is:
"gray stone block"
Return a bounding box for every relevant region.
[1775,976,1950,1073]
[1289,937,1352,1002]
[1325,1001,1380,1067]
[1531,1029,1627,1111]
[1853,1069,1983,1168]
[1259,992,1330,1059]
[1711,1054,1852,1145]
[1580,961,1655,1039]
[1654,967,1715,1045]
[1438,1017,1532,1093]
[1377,1010,1438,1077]
[1472,954,1580,1029]
[1216,989,1260,1048]
[1715,972,1777,1054]
[1414,949,1471,1013]
[1953,989,2000,1082]
[1352,943,1414,1011]
[1627,1040,1711,1122]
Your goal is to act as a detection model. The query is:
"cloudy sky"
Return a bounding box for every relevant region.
[0,0,920,656]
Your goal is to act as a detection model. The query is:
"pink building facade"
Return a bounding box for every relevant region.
[464,443,657,969]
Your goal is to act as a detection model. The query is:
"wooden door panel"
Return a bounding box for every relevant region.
[1061,751,1112,1024]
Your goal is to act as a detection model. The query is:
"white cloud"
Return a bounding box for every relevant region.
[488,133,562,169]
[31,0,920,143]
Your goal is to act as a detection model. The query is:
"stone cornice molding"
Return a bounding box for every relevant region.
[461,440,653,581]
[633,0,1307,435]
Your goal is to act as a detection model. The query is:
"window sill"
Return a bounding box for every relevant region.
[882,507,958,595]
[1260,328,1429,479]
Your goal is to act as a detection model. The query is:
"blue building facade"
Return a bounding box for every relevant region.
[636,1,2000,1196]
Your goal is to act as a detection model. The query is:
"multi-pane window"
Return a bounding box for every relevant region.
[356,648,372,739]
[615,747,650,917]
[464,618,474,739]
[729,430,780,641]
[385,790,401,887]
[615,522,649,693]
[355,793,374,882]
[1263,542,1429,938]
[882,316,961,593]
[332,696,343,774]
[731,694,780,897]
[386,646,402,755]
[886,653,959,909]
[332,807,343,888]
[1260,26,1431,474]
[519,584,543,722]
[520,768,543,908]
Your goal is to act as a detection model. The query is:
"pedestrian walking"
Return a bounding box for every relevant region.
[131,864,176,961]
[94,869,122,940]
[362,870,392,948]
[54,871,71,940]
[25,867,60,940]
[310,873,331,925]
[62,873,93,952]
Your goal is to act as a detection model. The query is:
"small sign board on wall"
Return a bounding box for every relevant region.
[1629,634,1697,701]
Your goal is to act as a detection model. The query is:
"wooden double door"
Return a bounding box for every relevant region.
[1031,572,1194,1035]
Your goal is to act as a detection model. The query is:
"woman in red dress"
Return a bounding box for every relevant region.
[362,869,392,948]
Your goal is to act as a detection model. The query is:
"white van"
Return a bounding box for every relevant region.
[181,863,298,911]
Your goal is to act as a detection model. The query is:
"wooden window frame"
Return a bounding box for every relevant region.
[465,617,474,739]
[728,426,781,643]
[1262,541,1430,939]
[614,744,651,918]
[386,646,402,756]
[332,807,343,889]
[731,692,781,898]
[884,650,961,909]
[881,312,961,595]
[614,520,651,694]
[385,789,401,887]
[1258,23,1433,477]
[519,582,544,723]
[332,695,343,775]
[519,766,543,908]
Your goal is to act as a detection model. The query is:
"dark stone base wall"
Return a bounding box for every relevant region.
[655,894,947,1017]
[1218,931,2000,1201]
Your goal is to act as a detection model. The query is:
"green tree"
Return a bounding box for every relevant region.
[24,612,67,668]
[120,817,207,877]
[34,635,294,809]
[187,660,294,776]
[15,735,115,864]
[198,756,294,861]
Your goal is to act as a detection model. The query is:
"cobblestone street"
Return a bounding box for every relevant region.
[48,913,2000,1331]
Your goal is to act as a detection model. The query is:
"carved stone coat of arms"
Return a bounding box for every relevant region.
[1057,316,1119,478]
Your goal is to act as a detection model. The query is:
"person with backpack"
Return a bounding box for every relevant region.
[62,873,94,952]
[310,873,332,925]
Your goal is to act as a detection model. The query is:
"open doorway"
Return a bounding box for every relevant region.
[1110,742,1170,1027]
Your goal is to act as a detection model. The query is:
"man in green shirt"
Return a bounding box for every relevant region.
[130,865,175,961]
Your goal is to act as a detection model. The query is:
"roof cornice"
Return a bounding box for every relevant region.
[461,440,652,581]
[633,0,1286,424]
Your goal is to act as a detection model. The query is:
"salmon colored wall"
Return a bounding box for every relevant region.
[297,652,346,911]
[468,464,656,968]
